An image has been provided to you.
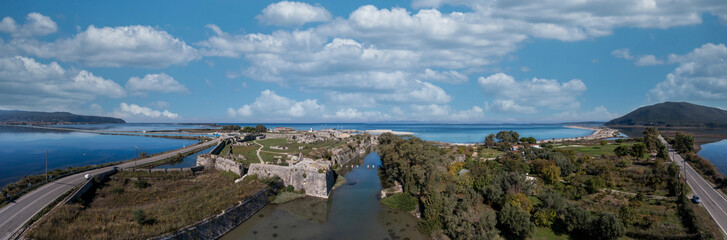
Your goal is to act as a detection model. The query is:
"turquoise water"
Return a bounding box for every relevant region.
[221,152,423,240]
[698,139,727,175]
[0,126,198,187]
[223,123,595,143]
[152,145,216,169]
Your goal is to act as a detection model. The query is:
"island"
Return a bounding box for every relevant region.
[0,110,125,125]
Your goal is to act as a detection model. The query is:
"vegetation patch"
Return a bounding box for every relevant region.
[381,193,417,212]
[26,170,265,240]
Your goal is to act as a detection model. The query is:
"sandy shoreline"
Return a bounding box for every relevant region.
[538,125,620,143]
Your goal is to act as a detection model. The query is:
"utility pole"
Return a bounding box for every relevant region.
[135,146,139,168]
[45,150,48,181]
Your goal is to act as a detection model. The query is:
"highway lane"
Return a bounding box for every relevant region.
[0,138,220,240]
[660,135,727,237]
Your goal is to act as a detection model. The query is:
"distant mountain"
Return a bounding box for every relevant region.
[0,110,125,124]
[605,102,727,127]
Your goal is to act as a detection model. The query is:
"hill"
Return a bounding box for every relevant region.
[0,110,125,124]
[606,102,727,127]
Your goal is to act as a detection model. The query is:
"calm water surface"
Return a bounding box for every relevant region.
[152,145,216,169]
[0,126,198,187]
[222,152,424,240]
[699,139,727,175]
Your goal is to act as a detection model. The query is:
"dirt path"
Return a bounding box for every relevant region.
[253,140,264,163]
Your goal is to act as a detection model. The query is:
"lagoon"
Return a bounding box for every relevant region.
[698,139,727,175]
[0,126,198,187]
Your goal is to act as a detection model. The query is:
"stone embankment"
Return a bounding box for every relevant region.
[538,126,619,143]
[196,154,244,176]
[152,188,270,240]
[246,163,334,198]
[244,134,379,198]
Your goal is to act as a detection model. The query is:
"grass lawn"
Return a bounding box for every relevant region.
[231,145,260,165]
[478,148,504,158]
[533,227,569,240]
[256,137,348,157]
[27,170,265,240]
[380,193,417,212]
[560,142,649,159]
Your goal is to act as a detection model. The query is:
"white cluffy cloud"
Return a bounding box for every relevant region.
[126,73,188,93]
[0,56,124,111]
[479,73,586,113]
[227,90,324,119]
[649,43,727,102]
[0,13,57,38]
[613,48,665,66]
[119,103,178,119]
[257,1,332,27]
[7,25,198,68]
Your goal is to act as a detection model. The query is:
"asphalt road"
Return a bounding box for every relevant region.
[0,138,220,240]
[660,135,727,237]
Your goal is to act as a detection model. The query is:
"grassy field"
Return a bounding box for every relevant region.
[380,193,417,212]
[533,227,569,240]
[478,148,504,158]
[559,142,649,159]
[230,144,260,165]
[257,137,347,156]
[27,170,265,240]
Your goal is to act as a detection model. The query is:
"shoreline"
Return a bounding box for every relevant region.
[538,125,620,143]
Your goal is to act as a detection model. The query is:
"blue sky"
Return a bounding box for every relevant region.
[0,0,726,123]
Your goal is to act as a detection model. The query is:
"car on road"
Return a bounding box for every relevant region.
[692,194,701,204]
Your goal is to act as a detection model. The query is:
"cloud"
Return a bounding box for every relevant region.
[0,13,57,38]
[411,0,726,37]
[257,1,332,27]
[118,103,178,119]
[478,73,586,113]
[126,73,188,93]
[409,104,486,122]
[418,68,468,84]
[8,25,198,68]
[0,56,125,111]
[611,48,633,60]
[227,90,324,120]
[488,99,536,114]
[328,108,389,121]
[635,55,664,66]
[649,43,727,102]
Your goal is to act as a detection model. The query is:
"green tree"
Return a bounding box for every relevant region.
[542,165,561,185]
[630,143,647,160]
[614,146,630,158]
[674,132,695,153]
[615,139,624,145]
[533,209,556,227]
[589,212,625,240]
[485,134,495,147]
[241,126,255,132]
[254,124,268,133]
[600,140,607,146]
[498,203,535,240]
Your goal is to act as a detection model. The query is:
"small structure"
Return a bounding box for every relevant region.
[273,127,295,132]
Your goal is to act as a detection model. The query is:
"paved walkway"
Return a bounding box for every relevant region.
[0,138,220,240]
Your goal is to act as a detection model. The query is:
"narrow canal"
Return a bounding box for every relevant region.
[221,152,424,240]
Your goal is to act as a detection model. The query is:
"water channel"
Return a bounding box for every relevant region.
[221,152,424,240]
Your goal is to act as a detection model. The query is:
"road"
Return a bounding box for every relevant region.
[660,135,727,237]
[254,140,264,163]
[0,138,220,240]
